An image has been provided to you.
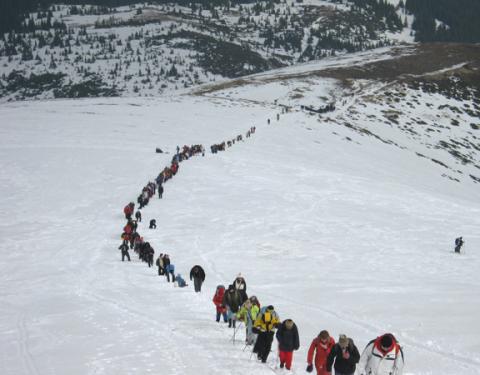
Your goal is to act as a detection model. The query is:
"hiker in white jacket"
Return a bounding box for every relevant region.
[358,333,404,375]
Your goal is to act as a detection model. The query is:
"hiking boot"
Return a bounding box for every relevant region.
[280,362,284,368]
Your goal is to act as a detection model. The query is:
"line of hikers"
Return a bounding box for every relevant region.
[211,126,256,153]
[117,131,255,282]
[117,127,404,374]
[213,274,404,374]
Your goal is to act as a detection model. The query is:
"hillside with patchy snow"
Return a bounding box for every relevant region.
[0,0,413,101]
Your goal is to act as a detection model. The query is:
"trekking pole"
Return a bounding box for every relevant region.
[232,321,243,344]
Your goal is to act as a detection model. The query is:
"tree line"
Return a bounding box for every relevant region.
[0,0,141,35]
[406,0,480,43]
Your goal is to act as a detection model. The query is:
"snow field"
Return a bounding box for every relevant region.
[0,93,479,375]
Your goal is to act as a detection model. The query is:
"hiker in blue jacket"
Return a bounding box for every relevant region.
[175,274,187,287]
[164,255,175,282]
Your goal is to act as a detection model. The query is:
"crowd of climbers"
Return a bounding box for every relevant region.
[116,122,405,375]
[301,103,336,115]
[212,274,404,374]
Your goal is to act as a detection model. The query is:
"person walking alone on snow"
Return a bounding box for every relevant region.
[189,265,206,292]
[454,236,464,253]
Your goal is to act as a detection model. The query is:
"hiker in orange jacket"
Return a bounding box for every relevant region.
[307,330,335,375]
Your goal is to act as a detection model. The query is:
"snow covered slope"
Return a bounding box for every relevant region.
[0,50,479,375]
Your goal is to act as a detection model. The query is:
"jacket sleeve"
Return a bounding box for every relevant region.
[275,325,283,342]
[307,339,317,365]
[351,343,360,364]
[294,326,300,350]
[358,342,373,375]
[326,345,337,372]
[394,347,405,375]
[189,268,193,281]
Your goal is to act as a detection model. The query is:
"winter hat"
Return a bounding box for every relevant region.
[319,330,330,340]
[267,305,274,311]
[285,319,294,330]
[380,334,393,349]
[339,334,348,347]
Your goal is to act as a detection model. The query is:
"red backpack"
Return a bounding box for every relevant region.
[213,285,225,304]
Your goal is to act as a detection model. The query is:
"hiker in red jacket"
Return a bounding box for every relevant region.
[123,202,134,219]
[212,285,227,322]
[307,330,335,375]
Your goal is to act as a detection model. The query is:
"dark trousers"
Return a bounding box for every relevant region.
[122,250,131,261]
[254,331,274,362]
[158,266,164,275]
[216,311,228,322]
[193,277,203,292]
[166,271,175,282]
[148,255,153,267]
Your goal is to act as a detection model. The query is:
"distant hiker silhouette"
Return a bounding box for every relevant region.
[149,219,156,229]
[454,237,464,253]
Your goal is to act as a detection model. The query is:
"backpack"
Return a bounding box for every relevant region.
[263,311,272,323]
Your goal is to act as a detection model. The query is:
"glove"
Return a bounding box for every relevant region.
[306,364,313,373]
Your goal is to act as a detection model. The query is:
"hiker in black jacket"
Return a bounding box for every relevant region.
[189,265,206,292]
[276,319,300,370]
[118,240,131,262]
[158,184,164,199]
[326,334,360,375]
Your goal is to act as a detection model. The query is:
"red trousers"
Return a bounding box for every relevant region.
[279,351,293,370]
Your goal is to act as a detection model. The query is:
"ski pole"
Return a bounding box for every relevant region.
[232,321,243,343]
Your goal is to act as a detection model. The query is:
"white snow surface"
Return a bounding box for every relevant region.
[0,89,479,375]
